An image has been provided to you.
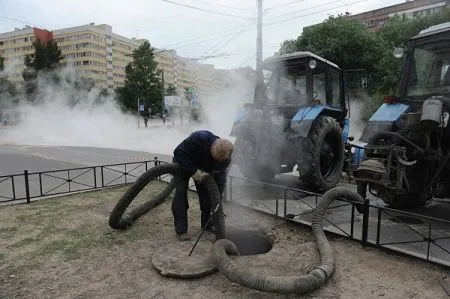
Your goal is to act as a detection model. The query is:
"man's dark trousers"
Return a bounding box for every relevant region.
[171,173,213,234]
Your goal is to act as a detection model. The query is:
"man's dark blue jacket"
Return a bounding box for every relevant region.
[173,130,230,193]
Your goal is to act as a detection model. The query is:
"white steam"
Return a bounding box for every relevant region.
[348,99,365,141]
[0,66,251,156]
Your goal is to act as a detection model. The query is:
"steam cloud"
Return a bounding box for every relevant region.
[0,65,250,156]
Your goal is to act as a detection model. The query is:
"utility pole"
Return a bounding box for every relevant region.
[254,0,263,105]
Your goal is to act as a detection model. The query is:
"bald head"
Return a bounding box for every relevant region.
[211,138,234,162]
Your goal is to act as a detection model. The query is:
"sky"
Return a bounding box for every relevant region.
[0,0,405,70]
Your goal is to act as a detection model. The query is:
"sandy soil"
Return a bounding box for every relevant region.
[0,181,449,299]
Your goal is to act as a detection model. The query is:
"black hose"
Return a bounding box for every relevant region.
[109,163,226,242]
[210,187,364,295]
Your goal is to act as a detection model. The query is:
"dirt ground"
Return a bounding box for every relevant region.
[0,181,449,299]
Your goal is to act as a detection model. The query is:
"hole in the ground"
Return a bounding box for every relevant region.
[225,230,273,256]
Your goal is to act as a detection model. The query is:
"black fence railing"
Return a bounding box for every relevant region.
[225,175,450,268]
[2,159,450,268]
[0,158,170,204]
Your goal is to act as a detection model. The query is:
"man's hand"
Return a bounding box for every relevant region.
[192,170,209,183]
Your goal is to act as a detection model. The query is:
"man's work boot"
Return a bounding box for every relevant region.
[176,233,191,241]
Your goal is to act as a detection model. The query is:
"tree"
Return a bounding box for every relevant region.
[276,40,297,56]
[0,55,17,107]
[22,38,62,99]
[23,39,62,73]
[0,55,18,108]
[117,41,162,114]
[374,10,450,94]
[166,83,178,96]
[280,16,382,72]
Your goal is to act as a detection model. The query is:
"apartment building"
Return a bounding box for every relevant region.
[0,23,229,97]
[345,0,450,31]
[0,27,53,85]
[53,23,146,89]
[154,49,176,92]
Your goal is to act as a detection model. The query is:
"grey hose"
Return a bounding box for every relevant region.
[211,187,364,295]
[203,175,226,240]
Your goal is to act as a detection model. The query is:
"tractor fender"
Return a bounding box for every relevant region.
[289,105,343,139]
[359,103,409,143]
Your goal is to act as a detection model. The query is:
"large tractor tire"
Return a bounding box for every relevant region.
[297,116,344,192]
[233,133,275,182]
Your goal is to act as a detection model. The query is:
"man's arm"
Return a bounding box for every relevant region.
[173,131,206,176]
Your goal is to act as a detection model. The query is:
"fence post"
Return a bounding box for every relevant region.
[11,175,16,201]
[361,198,370,246]
[39,173,43,196]
[154,157,160,180]
[24,170,30,204]
[93,167,97,188]
[101,166,104,187]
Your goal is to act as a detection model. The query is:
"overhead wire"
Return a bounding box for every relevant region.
[156,23,254,51]
[0,15,42,30]
[264,0,307,12]
[230,54,257,71]
[160,0,254,20]
[184,0,250,12]
[264,0,344,23]
[199,20,256,60]
[264,0,369,26]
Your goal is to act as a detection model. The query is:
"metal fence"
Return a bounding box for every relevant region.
[0,158,170,204]
[1,158,449,267]
[225,175,450,268]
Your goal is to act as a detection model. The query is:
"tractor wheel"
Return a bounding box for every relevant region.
[234,134,275,182]
[297,115,344,192]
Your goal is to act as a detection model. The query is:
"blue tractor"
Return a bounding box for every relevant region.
[231,51,351,192]
[353,22,450,209]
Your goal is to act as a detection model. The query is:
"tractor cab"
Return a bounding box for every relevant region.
[232,51,348,137]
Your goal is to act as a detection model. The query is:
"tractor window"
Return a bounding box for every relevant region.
[313,68,326,103]
[406,40,450,100]
[264,65,307,105]
[330,72,342,108]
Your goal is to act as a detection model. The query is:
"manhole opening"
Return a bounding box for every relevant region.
[390,215,423,224]
[225,230,273,256]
